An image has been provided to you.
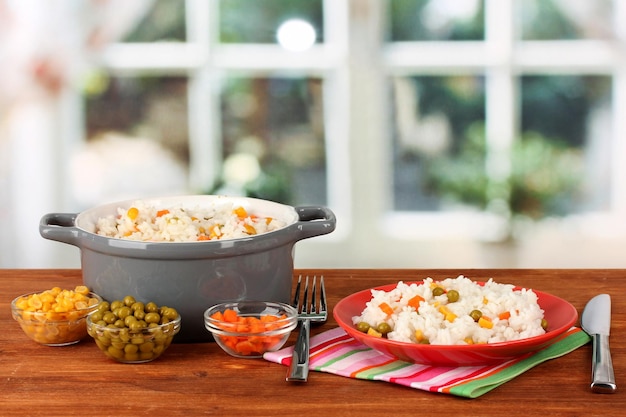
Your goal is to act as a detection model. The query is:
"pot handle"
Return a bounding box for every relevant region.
[294,206,337,240]
[39,213,81,247]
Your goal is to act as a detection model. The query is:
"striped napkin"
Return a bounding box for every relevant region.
[264,326,590,398]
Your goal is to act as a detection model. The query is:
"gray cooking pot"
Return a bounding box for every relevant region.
[39,195,336,343]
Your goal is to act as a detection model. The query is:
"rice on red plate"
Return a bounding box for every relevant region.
[352,275,546,345]
[95,200,286,242]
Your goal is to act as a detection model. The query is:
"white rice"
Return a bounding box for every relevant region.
[352,275,546,345]
[95,200,286,242]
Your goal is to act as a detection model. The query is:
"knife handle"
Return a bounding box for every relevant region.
[590,334,617,393]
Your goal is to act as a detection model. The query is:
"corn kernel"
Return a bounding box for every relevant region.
[127,207,139,220]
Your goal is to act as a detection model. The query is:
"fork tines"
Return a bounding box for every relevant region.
[292,275,327,320]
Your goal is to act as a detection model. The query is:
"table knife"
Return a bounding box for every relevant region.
[581,294,617,393]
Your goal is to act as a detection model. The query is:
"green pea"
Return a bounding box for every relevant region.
[97,302,110,313]
[110,300,123,311]
[123,295,136,307]
[161,307,179,321]
[124,315,137,327]
[469,309,483,322]
[90,311,104,323]
[107,345,124,359]
[129,321,144,332]
[377,322,392,336]
[145,302,159,313]
[117,329,130,342]
[111,340,126,350]
[102,312,117,324]
[446,289,460,303]
[131,336,145,345]
[432,287,445,297]
[116,306,132,319]
[96,336,111,347]
[145,312,161,324]
[541,318,548,330]
[153,345,165,356]
[139,342,155,353]
[131,301,145,312]
[356,322,370,333]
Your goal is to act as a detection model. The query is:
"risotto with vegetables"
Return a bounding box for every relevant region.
[352,275,547,345]
[95,200,286,242]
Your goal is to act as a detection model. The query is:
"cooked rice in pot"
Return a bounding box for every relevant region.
[95,200,286,242]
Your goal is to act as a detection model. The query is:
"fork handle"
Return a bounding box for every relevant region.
[286,319,311,382]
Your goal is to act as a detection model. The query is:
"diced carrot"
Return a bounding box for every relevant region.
[234,206,248,218]
[223,309,239,323]
[197,235,210,241]
[407,295,424,310]
[378,302,394,316]
[498,311,511,320]
[213,309,289,356]
[156,209,170,217]
[243,224,257,235]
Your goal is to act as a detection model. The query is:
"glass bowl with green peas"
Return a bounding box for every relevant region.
[86,295,181,363]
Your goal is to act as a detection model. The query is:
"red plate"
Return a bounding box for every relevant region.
[333,282,578,366]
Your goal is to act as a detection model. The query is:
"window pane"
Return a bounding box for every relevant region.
[520,75,612,215]
[389,0,484,41]
[217,77,327,206]
[392,76,486,211]
[219,0,324,45]
[78,76,189,206]
[122,0,186,42]
[519,0,613,40]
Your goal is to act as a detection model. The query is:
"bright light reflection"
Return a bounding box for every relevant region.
[276,19,316,52]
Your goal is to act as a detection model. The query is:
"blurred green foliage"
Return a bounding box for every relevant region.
[425,123,584,219]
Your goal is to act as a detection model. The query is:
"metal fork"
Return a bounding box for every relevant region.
[286,275,327,382]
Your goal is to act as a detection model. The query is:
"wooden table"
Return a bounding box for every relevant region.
[1,269,623,416]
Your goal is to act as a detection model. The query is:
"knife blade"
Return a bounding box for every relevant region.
[581,294,617,393]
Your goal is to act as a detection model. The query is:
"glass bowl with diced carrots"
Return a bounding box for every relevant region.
[204,301,298,358]
[11,286,102,346]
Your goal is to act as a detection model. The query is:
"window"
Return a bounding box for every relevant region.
[5,0,626,268]
[64,0,626,267]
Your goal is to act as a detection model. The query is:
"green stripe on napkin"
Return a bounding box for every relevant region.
[448,329,591,397]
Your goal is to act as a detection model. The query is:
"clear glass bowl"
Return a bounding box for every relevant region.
[11,291,102,346]
[204,301,298,358]
[87,314,181,363]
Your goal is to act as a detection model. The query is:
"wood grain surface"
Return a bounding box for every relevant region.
[0,269,624,416]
